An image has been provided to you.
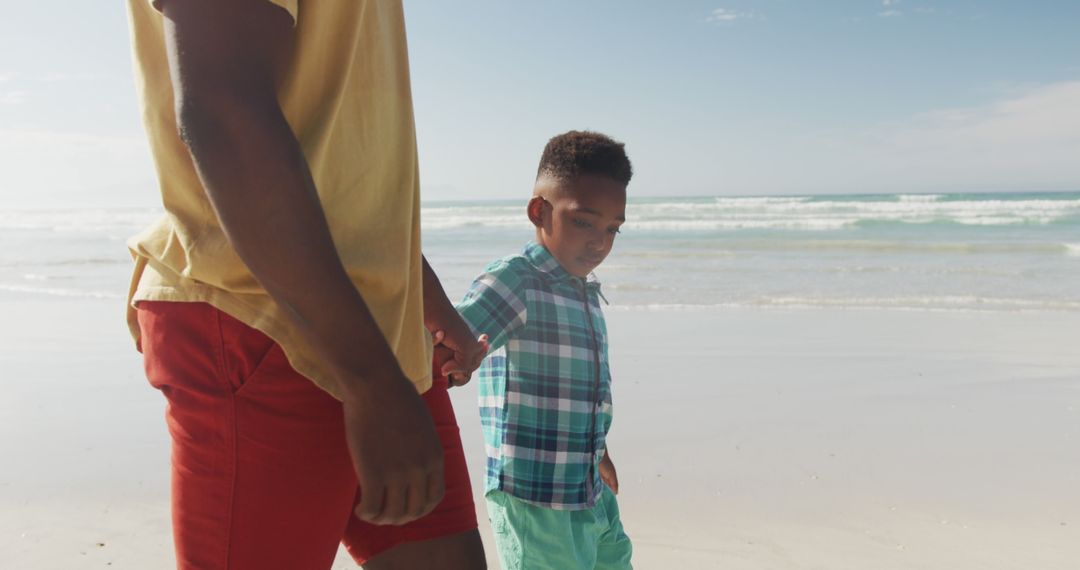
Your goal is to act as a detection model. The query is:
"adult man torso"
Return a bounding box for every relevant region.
[126,0,432,396]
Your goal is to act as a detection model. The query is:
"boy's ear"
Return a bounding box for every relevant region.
[526,196,547,228]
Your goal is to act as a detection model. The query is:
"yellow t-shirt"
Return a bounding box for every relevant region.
[125,0,433,397]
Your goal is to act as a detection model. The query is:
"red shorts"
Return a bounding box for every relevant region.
[137,301,477,569]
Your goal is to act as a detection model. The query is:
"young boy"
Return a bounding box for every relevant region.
[456,131,634,569]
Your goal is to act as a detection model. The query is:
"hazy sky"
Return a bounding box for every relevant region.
[1,1,1079,209]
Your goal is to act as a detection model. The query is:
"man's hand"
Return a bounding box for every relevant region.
[599,449,619,494]
[344,374,444,525]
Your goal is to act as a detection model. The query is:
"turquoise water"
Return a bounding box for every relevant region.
[2,191,1078,312]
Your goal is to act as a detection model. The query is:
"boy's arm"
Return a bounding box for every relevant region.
[599,447,619,494]
[455,261,529,354]
[160,0,442,526]
[598,312,618,493]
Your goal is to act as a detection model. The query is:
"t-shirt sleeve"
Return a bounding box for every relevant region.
[456,260,528,353]
[148,0,298,25]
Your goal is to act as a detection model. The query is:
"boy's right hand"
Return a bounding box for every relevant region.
[342,370,444,526]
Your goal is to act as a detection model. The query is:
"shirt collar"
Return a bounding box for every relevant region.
[522,241,604,290]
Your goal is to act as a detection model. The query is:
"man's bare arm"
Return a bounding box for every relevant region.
[160,0,442,525]
[422,256,488,384]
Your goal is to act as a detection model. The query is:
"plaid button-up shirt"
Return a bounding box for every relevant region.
[456,242,614,510]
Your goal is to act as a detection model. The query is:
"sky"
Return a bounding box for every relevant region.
[1,1,1079,209]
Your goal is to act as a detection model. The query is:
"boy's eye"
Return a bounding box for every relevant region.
[572,219,592,229]
[608,227,621,235]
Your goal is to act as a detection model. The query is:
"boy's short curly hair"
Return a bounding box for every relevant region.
[536,130,633,186]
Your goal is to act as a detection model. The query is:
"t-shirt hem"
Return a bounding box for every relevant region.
[483,480,600,512]
[128,261,433,399]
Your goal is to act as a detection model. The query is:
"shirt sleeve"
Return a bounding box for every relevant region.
[148,0,298,25]
[599,311,611,379]
[455,260,528,353]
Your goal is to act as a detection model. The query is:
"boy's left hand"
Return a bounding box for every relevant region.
[599,450,619,494]
[431,329,489,387]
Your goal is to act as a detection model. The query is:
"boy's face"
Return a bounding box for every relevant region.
[528,174,627,278]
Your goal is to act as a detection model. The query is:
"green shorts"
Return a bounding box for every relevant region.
[486,486,633,570]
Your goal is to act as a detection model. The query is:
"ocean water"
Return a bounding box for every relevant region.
[2,192,1078,312]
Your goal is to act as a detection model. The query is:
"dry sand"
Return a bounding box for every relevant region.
[1,298,1077,568]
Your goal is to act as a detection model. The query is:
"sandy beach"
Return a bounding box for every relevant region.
[1,296,1077,569]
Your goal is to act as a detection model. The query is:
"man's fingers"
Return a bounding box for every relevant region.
[434,333,488,382]
[448,371,471,387]
[440,354,465,377]
[395,469,442,523]
[355,479,387,523]
[376,480,410,525]
[357,469,444,525]
[404,464,444,521]
[403,475,430,521]
[423,468,446,518]
[442,366,468,384]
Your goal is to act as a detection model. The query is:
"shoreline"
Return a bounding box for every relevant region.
[4,286,1080,315]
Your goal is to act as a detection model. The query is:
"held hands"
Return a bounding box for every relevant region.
[431,329,489,387]
[599,449,619,495]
